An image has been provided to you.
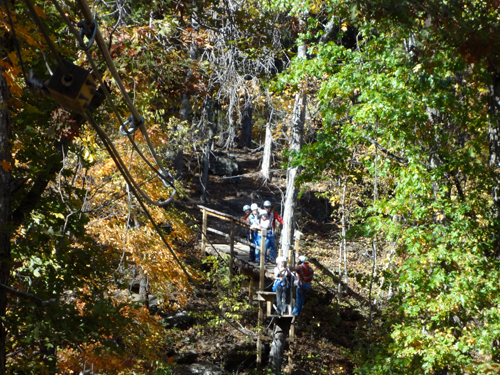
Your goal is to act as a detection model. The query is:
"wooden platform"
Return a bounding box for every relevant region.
[206,242,277,277]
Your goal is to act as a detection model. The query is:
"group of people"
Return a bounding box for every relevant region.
[240,201,313,316]
[240,201,283,264]
[273,255,314,316]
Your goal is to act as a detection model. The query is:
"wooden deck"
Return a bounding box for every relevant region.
[206,242,277,277]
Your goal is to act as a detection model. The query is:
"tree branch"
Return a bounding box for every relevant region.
[0,283,57,307]
[363,136,408,164]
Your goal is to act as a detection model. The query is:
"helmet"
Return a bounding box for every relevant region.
[276,256,286,264]
[251,203,259,210]
[243,205,251,211]
[263,200,271,207]
[259,209,268,216]
[298,255,307,263]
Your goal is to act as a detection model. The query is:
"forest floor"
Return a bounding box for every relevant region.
[162,148,384,375]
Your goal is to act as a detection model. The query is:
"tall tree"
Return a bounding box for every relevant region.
[280,37,307,258]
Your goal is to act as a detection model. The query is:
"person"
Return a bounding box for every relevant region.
[247,203,260,262]
[273,257,291,315]
[240,205,252,261]
[290,255,314,316]
[251,209,274,262]
[263,201,284,262]
[240,205,251,222]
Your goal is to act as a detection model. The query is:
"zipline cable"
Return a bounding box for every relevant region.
[75,0,175,196]
[23,0,71,79]
[50,0,235,271]
[50,0,176,204]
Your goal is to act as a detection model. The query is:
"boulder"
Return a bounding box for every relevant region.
[163,310,194,329]
[209,151,238,176]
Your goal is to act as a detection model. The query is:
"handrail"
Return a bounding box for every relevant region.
[198,205,251,228]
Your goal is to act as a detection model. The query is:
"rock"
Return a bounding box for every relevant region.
[164,310,194,329]
[209,151,239,176]
[176,362,225,375]
[148,294,158,306]
[175,350,199,364]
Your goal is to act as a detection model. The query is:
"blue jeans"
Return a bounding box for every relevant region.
[255,235,271,262]
[292,282,311,316]
[268,236,276,260]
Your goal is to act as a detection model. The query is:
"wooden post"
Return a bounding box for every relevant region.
[201,208,208,253]
[294,237,300,257]
[257,229,266,373]
[229,218,235,282]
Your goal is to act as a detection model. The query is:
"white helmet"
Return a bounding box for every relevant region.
[243,205,251,211]
[263,200,271,207]
[259,209,268,216]
[251,203,259,210]
[276,256,286,264]
[298,255,307,263]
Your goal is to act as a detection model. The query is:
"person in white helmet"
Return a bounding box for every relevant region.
[262,200,283,262]
[273,256,291,315]
[290,255,314,316]
[250,208,274,262]
[247,203,260,262]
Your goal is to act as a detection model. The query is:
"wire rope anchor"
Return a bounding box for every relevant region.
[76,20,96,50]
[119,115,144,136]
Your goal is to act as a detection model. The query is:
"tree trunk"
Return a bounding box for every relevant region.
[239,93,253,148]
[261,112,273,182]
[0,47,12,375]
[281,42,307,258]
[201,96,214,203]
[268,319,291,374]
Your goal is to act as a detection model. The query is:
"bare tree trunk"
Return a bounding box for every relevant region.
[280,43,306,258]
[201,96,214,203]
[0,48,12,375]
[239,93,253,148]
[261,111,273,182]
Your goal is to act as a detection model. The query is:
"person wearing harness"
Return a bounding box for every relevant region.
[290,255,314,316]
[251,209,274,263]
[247,203,260,262]
[263,200,284,263]
[273,256,292,315]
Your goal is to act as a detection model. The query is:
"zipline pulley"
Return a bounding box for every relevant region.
[46,60,98,114]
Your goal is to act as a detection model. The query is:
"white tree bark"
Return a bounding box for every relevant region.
[261,113,273,182]
[280,42,307,258]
